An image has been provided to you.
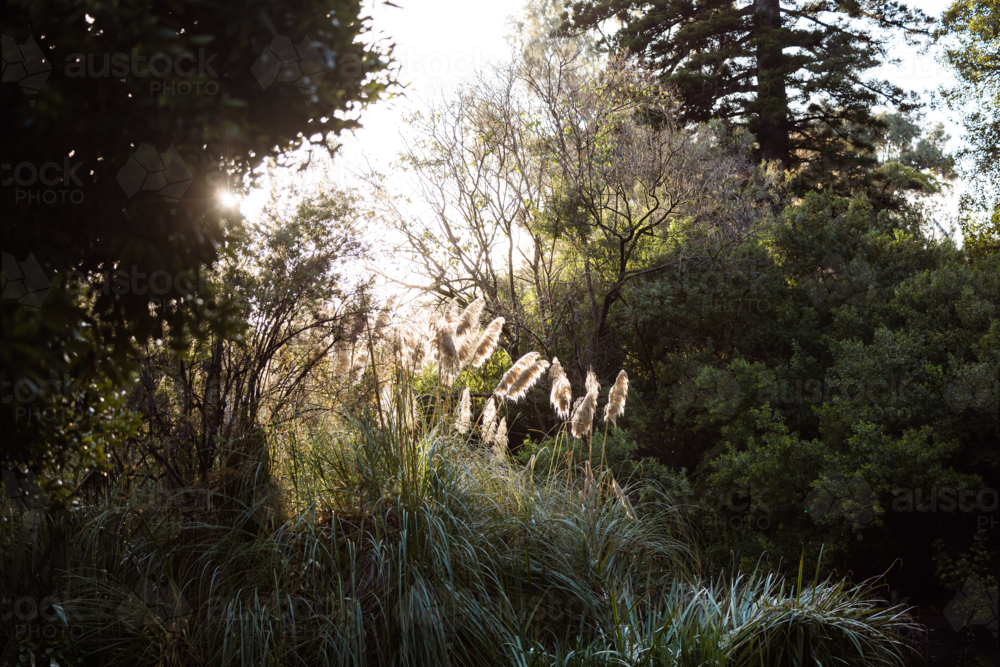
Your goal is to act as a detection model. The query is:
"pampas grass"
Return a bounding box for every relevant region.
[604,370,628,425]
[470,317,504,368]
[456,387,472,434]
[494,351,541,400]
[443,297,460,325]
[454,297,485,362]
[491,417,508,460]
[0,352,917,667]
[506,359,550,403]
[437,323,461,386]
[570,369,600,439]
[350,346,369,383]
[333,340,351,379]
[571,390,597,439]
[612,478,637,519]
[481,397,496,431]
[549,358,572,420]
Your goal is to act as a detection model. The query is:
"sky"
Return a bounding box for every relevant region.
[338,0,965,167]
[241,0,969,283]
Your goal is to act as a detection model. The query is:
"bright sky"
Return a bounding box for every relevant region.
[338,0,526,168]
[242,0,970,264]
[340,0,965,163]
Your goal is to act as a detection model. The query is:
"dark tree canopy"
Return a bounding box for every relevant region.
[1,0,394,476]
[561,0,933,176]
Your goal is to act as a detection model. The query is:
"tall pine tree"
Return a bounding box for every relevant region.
[561,0,933,180]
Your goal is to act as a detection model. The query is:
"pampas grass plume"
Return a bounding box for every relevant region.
[456,387,472,434]
[470,317,505,368]
[333,340,351,379]
[437,324,460,386]
[604,369,629,425]
[481,397,497,443]
[494,351,540,399]
[455,297,485,360]
[443,298,460,326]
[506,359,550,403]
[549,358,572,419]
[570,391,597,439]
[492,417,508,459]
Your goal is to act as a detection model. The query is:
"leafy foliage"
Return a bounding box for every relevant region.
[2,0,394,481]
[938,0,1000,255]
[561,0,933,180]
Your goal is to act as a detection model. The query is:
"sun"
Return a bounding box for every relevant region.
[218,190,241,208]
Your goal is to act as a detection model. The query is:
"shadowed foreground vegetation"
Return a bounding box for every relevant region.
[3,360,917,665]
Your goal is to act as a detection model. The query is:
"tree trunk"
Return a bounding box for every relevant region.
[751,0,791,166]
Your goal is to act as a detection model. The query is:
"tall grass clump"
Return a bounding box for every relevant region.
[2,300,918,667]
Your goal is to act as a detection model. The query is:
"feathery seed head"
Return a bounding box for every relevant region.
[443,298,460,326]
[506,359,551,403]
[470,317,505,368]
[437,324,460,386]
[456,387,472,434]
[495,417,508,449]
[481,398,497,442]
[494,351,541,399]
[373,299,394,340]
[612,478,637,520]
[333,340,351,379]
[585,369,600,398]
[350,346,369,384]
[549,357,566,382]
[604,369,629,425]
[454,297,485,348]
[570,391,597,439]
[550,358,573,419]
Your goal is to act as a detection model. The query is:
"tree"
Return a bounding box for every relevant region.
[620,188,998,586]
[1,0,394,480]
[560,0,933,177]
[129,150,374,484]
[368,52,775,392]
[938,0,1000,255]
